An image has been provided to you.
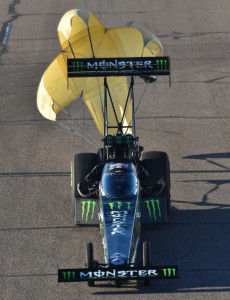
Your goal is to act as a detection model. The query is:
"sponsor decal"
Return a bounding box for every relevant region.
[145,199,161,221]
[109,163,129,170]
[79,59,154,71]
[162,268,176,277]
[76,269,158,280]
[58,266,179,282]
[107,201,131,210]
[72,61,83,72]
[155,59,168,70]
[111,257,125,265]
[68,57,169,75]
[81,200,96,222]
[110,211,128,235]
[62,271,76,280]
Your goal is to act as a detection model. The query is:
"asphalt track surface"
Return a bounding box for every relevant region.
[0,0,230,299]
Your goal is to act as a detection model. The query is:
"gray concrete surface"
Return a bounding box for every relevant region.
[0,0,230,299]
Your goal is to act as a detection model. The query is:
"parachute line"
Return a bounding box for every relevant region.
[135,84,148,114]
[120,77,133,127]
[125,83,148,134]
[68,40,75,58]
[52,99,100,148]
[105,81,119,126]
[56,121,99,149]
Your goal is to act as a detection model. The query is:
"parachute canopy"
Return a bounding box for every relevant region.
[37,9,164,135]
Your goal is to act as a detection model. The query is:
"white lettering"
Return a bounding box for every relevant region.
[110,211,128,235]
[127,61,133,69]
[126,270,137,276]
[111,211,128,217]
[111,227,126,235]
[136,61,143,68]
[148,270,159,276]
[144,61,153,68]
[87,62,98,70]
[109,61,117,69]
[117,270,127,277]
[118,61,126,69]
[80,271,92,278]
[99,60,107,70]
[106,270,116,277]
[138,270,147,276]
[94,270,105,278]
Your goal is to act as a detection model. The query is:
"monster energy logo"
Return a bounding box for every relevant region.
[62,271,76,280]
[72,61,83,72]
[81,200,96,222]
[162,268,176,277]
[107,201,131,210]
[145,199,161,221]
[156,59,168,70]
[58,266,178,282]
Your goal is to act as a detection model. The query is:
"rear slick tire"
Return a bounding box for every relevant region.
[71,153,99,216]
[142,151,171,215]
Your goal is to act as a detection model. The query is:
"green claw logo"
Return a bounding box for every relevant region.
[62,271,76,280]
[162,268,176,277]
[107,201,131,210]
[145,199,161,220]
[73,61,83,72]
[156,59,168,70]
[81,200,96,222]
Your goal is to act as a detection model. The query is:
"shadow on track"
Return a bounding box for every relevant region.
[93,152,230,294]
[92,206,230,294]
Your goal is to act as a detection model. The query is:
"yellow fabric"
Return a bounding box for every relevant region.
[37,9,163,135]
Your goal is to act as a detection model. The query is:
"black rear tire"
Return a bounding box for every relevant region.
[142,151,171,215]
[143,241,151,286]
[86,243,94,287]
[71,153,100,216]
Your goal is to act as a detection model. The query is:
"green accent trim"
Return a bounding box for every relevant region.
[109,203,114,210]
[145,199,161,221]
[150,199,156,220]
[145,200,152,219]
[162,268,176,277]
[81,200,96,222]
[72,61,83,72]
[82,201,86,220]
[126,202,131,209]
[106,201,132,210]
[62,271,76,280]
[91,201,96,220]
[156,199,161,218]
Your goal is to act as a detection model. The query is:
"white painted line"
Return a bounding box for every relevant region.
[3,23,12,46]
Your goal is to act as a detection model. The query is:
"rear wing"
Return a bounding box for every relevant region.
[58,265,179,282]
[67,56,170,78]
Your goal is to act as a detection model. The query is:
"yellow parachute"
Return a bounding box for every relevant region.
[37,9,163,135]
